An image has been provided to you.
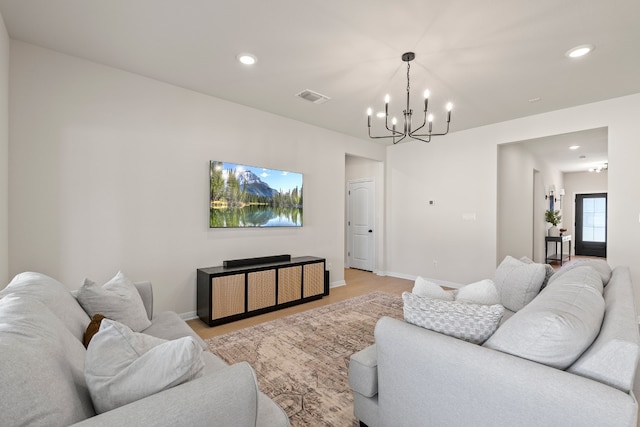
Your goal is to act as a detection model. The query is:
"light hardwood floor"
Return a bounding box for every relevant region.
[187,268,413,340]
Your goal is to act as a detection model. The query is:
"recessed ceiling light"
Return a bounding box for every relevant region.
[237,53,257,65]
[565,44,594,58]
[569,145,580,150]
[528,97,541,103]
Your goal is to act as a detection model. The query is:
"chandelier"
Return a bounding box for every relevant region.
[367,52,453,144]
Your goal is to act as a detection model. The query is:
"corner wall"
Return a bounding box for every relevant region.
[7,41,385,314]
[386,93,640,308]
[0,13,9,285]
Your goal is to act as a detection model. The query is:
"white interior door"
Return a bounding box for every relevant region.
[347,179,375,271]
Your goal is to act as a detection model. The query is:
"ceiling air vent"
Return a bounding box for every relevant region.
[295,89,331,104]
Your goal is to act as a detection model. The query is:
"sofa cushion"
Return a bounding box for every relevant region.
[484,280,605,369]
[412,276,454,300]
[402,292,504,344]
[77,271,152,332]
[85,319,204,413]
[494,256,546,311]
[141,310,208,350]
[0,295,95,426]
[2,271,91,341]
[546,265,603,294]
[456,279,500,305]
[549,260,612,287]
[568,266,640,392]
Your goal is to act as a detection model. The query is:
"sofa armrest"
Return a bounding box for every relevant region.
[349,344,378,397]
[72,362,259,427]
[134,281,153,320]
[375,317,638,427]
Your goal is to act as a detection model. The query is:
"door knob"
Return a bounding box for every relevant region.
[368,230,373,233]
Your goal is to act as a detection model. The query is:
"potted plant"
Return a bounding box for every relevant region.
[545,209,562,236]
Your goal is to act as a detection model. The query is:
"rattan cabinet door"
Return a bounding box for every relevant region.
[303,262,325,298]
[278,266,302,304]
[248,270,276,311]
[212,274,245,320]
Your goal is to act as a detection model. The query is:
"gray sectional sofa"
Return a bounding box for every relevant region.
[0,272,290,427]
[349,261,639,427]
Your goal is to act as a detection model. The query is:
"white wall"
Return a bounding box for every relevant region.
[497,142,563,262]
[386,94,640,308]
[0,13,9,285]
[7,41,385,315]
[563,170,608,253]
[345,154,385,274]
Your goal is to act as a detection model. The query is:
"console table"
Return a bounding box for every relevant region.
[545,235,572,266]
[197,255,328,326]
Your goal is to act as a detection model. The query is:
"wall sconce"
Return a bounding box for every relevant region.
[545,185,557,211]
[559,188,565,209]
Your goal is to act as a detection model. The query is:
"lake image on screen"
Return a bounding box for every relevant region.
[210,161,303,228]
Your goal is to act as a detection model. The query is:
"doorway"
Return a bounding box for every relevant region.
[347,179,375,271]
[575,193,607,257]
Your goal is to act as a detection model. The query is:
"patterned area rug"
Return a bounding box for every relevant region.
[205,291,403,427]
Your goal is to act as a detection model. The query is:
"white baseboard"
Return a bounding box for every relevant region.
[383,271,463,289]
[330,280,346,288]
[180,311,198,321]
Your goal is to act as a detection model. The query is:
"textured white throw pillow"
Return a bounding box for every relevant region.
[494,256,546,312]
[456,279,501,305]
[412,276,455,301]
[85,319,204,413]
[77,271,152,332]
[403,292,504,344]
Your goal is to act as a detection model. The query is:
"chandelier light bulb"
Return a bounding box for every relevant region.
[392,117,397,125]
[367,108,372,116]
[423,90,430,99]
[428,114,434,122]
[446,102,453,111]
[384,94,390,104]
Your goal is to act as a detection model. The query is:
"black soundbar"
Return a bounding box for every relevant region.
[223,254,292,269]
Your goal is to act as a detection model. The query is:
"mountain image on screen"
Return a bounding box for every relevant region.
[236,170,279,199]
[209,161,303,228]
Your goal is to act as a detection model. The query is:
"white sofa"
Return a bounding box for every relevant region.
[0,272,290,427]
[349,261,639,427]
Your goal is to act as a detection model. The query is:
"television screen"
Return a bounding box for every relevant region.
[210,161,303,228]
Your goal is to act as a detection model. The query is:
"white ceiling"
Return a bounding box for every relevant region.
[0,0,636,167]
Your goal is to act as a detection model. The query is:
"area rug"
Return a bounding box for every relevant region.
[205,291,403,427]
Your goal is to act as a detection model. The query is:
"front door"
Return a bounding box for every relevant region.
[347,179,375,271]
[575,193,607,257]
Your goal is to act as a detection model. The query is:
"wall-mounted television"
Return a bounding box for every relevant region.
[210,161,303,228]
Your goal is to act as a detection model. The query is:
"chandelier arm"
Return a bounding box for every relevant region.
[368,127,404,140]
[392,134,408,144]
[412,122,451,138]
[408,135,432,143]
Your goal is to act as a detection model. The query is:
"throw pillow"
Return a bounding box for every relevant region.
[85,319,205,413]
[402,291,504,345]
[519,256,555,289]
[494,256,546,312]
[83,314,106,348]
[76,271,152,332]
[456,279,500,305]
[412,276,455,301]
[483,281,605,369]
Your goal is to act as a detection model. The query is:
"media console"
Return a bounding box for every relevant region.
[197,255,328,326]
